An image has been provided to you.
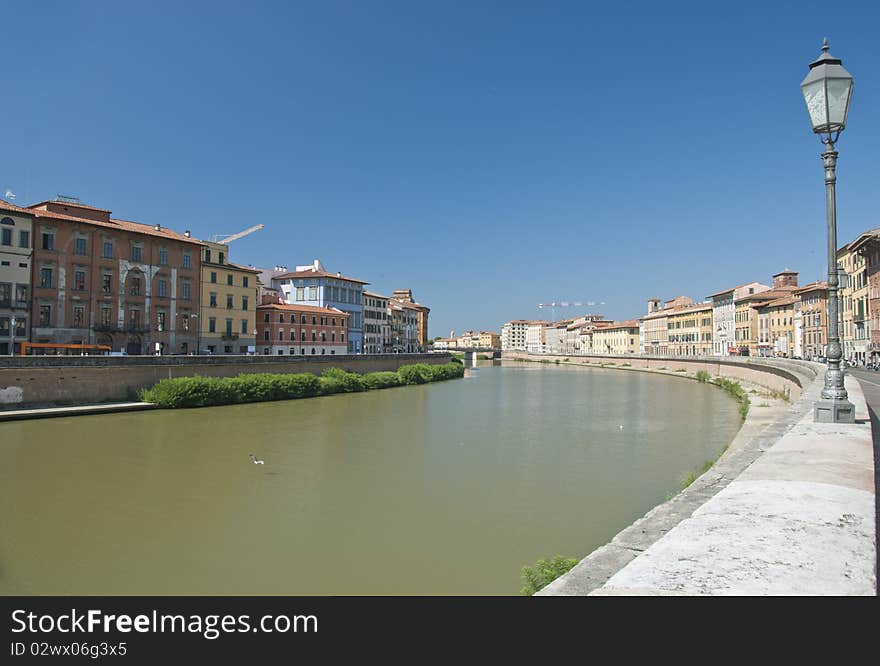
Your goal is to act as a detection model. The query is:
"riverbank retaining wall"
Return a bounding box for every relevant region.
[0,353,452,408]
[503,351,817,400]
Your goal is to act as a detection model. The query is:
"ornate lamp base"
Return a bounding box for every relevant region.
[814,398,856,423]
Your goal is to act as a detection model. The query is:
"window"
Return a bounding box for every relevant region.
[279,313,285,323]
[75,237,87,255]
[311,331,316,341]
[263,313,270,323]
[39,305,51,327]
[241,319,248,334]
[296,287,304,301]
[158,249,168,265]
[312,316,317,325]
[208,317,216,333]
[101,307,112,326]
[205,249,212,263]
[289,330,295,340]
[181,281,191,300]
[14,285,27,306]
[0,216,12,226]
[226,294,233,309]
[183,253,191,269]
[210,292,217,307]
[41,232,54,250]
[264,330,269,341]
[225,319,233,335]
[74,269,86,291]
[278,330,284,340]
[19,230,29,248]
[102,273,113,294]
[40,267,53,288]
[1,228,10,245]
[211,272,217,283]
[301,331,305,341]
[309,286,317,301]
[73,306,84,328]
[301,315,306,324]
[181,314,190,331]
[227,274,233,286]
[130,277,141,296]
[103,241,113,258]
[158,279,167,298]
[129,309,141,328]
[157,311,166,331]
[0,318,8,336]
[242,296,249,311]
[0,283,9,306]
[243,277,249,288]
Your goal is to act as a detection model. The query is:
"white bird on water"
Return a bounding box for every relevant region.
[618,424,624,430]
[249,453,265,465]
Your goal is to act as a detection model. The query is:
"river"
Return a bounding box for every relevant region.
[0,362,741,595]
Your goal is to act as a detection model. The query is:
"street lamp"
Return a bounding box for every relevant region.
[801,38,855,423]
[9,316,16,356]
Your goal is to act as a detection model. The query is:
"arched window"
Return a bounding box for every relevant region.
[311,348,315,355]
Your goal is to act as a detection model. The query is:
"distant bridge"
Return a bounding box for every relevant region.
[456,348,502,361]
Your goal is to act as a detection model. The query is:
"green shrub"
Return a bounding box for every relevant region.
[142,362,462,408]
[362,371,405,390]
[521,555,579,596]
[695,370,711,383]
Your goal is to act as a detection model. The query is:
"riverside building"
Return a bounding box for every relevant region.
[707,282,770,356]
[256,297,349,356]
[591,320,639,355]
[0,199,33,354]
[199,240,260,355]
[24,196,202,355]
[363,290,391,354]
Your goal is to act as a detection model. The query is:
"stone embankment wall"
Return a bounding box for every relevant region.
[0,353,452,408]
[503,352,816,400]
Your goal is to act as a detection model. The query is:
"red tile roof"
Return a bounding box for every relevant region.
[256,303,349,316]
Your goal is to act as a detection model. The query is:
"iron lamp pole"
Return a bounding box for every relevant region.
[801,38,855,423]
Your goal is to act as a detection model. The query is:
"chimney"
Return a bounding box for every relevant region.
[184,230,191,238]
[155,223,161,231]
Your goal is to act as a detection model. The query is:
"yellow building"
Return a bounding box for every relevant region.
[478,331,501,348]
[760,295,797,357]
[639,296,693,355]
[734,270,800,356]
[794,281,828,360]
[667,303,713,356]
[838,239,869,364]
[592,320,639,355]
[199,241,260,354]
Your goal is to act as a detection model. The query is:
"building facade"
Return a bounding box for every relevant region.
[708,282,770,356]
[591,320,639,355]
[199,241,259,354]
[525,321,549,354]
[0,200,33,354]
[391,289,429,349]
[793,281,828,360]
[501,320,530,351]
[388,298,420,352]
[256,301,349,356]
[25,198,202,355]
[363,291,391,354]
[639,296,693,355]
[667,303,713,356]
[272,260,367,353]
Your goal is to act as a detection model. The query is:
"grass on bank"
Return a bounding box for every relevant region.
[521,555,579,596]
[140,361,465,408]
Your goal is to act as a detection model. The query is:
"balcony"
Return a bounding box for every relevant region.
[221,332,239,341]
[93,324,152,334]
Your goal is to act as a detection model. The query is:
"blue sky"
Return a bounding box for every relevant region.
[3,1,879,337]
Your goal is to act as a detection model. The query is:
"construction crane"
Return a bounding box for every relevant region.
[537,300,605,323]
[210,224,264,244]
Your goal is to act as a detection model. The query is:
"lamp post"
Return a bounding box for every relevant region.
[801,38,855,423]
[9,316,15,356]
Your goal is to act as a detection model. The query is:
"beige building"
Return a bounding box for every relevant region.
[759,295,797,357]
[525,321,549,353]
[639,296,693,355]
[478,331,501,348]
[734,270,800,356]
[0,199,33,354]
[199,241,260,354]
[591,320,639,355]
[839,240,869,364]
[794,281,829,360]
[502,320,530,351]
[667,303,713,356]
[364,290,391,354]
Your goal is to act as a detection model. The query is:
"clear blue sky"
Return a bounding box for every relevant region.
[3,1,879,337]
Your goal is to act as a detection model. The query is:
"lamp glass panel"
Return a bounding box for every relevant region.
[826,77,852,127]
[802,79,827,131]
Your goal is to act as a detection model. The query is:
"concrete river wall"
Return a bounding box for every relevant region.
[504,352,876,595]
[0,353,452,408]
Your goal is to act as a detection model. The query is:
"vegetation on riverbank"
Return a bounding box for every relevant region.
[696,371,750,420]
[521,555,579,596]
[140,361,465,408]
